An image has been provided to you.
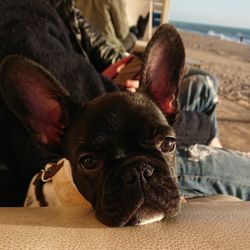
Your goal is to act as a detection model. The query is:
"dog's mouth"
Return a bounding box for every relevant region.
[95,176,181,227]
[96,195,181,227]
[125,197,181,226]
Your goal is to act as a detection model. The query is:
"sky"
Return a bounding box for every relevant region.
[169,0,250,29]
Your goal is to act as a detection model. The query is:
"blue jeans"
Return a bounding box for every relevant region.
[179,68,219,137]
[177,145,250,200]
[177,69,250,200]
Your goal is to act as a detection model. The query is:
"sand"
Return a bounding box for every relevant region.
[179,31,250,108]
[179,31,250,151]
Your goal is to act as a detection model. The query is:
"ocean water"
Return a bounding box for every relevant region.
[170,21,250,45]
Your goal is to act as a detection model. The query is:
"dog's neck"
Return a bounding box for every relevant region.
[24,158,91,208]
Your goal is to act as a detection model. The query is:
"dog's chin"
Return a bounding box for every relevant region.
[96,198,181,227]
[126,200,181,226]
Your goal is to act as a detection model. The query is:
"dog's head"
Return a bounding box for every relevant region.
[0,24,185,226]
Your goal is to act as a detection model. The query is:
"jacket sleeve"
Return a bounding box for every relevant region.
[77,15,126,72]
[49,0,126,72]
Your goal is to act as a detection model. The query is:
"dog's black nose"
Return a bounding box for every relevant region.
[122,163,154,184]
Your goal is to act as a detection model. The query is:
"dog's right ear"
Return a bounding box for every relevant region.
[140,24,185,124]
[0,55,70,145]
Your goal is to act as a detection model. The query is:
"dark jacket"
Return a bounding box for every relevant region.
[0,0,123,205]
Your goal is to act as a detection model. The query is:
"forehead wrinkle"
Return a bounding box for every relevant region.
[85,132,130,159]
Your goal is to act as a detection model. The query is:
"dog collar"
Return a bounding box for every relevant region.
[24,158,91,208]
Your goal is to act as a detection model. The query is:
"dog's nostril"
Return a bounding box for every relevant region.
[122,164,154,185]
[142,164,154,179]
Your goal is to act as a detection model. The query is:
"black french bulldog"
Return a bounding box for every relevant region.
[0,0,185,226]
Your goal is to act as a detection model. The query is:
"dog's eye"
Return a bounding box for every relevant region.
[160,137,176,153]
[79,154,98,170]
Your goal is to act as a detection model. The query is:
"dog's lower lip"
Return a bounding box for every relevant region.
[123,206,143,226]
[120,201,145,227]
[97,198,145,227]
[126,196,181,226]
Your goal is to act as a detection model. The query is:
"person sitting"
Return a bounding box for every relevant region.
[75,0,149,52]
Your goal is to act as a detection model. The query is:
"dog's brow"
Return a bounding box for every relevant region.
[154,126,175,139]
[140,128,174,149]
[77,134,107,150]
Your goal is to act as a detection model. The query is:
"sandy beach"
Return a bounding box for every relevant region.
[179,31,250,151]
[179,31,250,108]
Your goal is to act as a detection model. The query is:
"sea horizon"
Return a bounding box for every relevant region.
[170,20,250,45]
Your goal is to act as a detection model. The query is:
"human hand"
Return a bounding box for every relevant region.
[102,55,134,80]
[123,79,139,92]
[102,55,141,92]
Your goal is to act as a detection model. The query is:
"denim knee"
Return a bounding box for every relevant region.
[179,70,219,115]
[176,145,250,200]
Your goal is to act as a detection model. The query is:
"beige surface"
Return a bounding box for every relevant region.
[217,96,250,151]
[0,202,250,249]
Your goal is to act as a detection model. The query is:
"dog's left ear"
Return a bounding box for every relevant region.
[0,55,70,145]
[140,24,185,124]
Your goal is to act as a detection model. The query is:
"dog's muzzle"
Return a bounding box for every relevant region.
[95,157,180,227]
